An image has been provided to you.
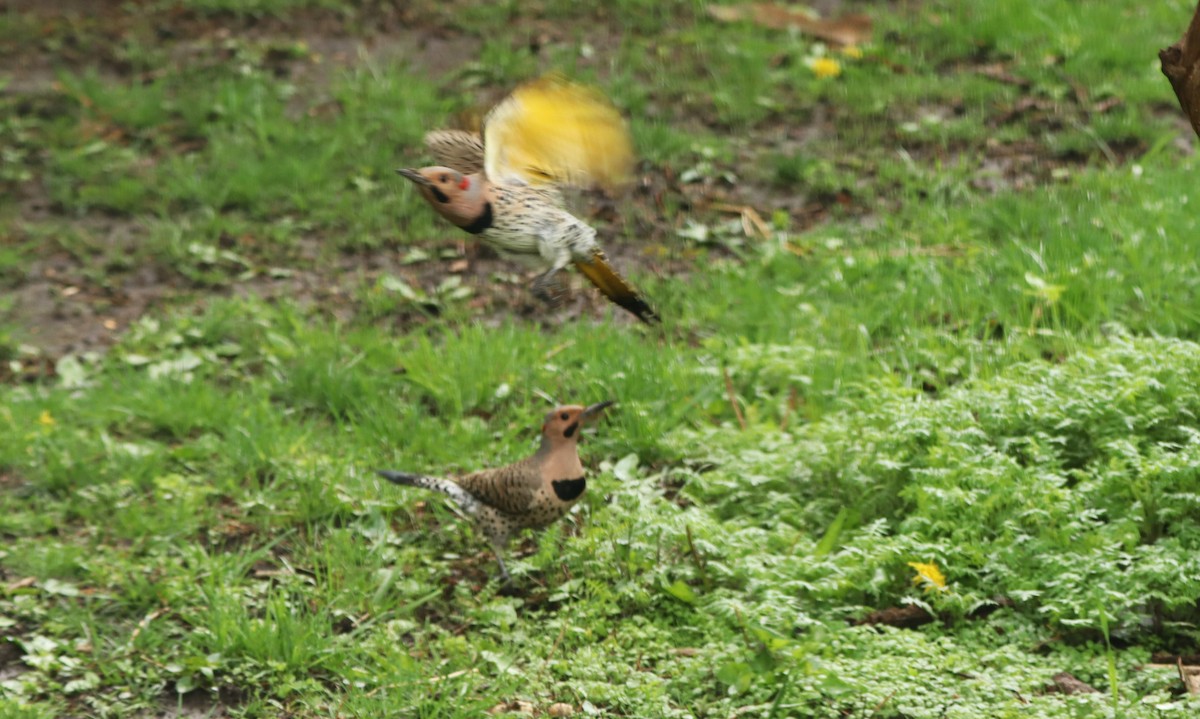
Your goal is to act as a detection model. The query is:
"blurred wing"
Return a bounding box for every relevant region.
[573,250,660,324]
[484,75,634,190]
[424,130,485,174]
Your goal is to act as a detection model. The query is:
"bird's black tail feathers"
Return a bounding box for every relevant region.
[376,469,480,515]
[573,251,660,325]
[376,469,426,487]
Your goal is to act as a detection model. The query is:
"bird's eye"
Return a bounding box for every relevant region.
[560,412,570,420]
[439,174,448,183]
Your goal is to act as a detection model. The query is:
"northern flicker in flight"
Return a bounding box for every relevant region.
[397,76,660,324]
[377,400,614,586]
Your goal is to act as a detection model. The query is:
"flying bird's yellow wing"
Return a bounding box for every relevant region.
[484,75,634,190]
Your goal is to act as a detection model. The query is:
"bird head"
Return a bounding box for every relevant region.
[541,400,614,446]
[397,166,486,229]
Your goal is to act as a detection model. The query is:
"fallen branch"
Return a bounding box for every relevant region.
[853,604,934,629]
[1180,659,1200,695]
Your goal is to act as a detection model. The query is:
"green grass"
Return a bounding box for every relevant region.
[3,0,1200,716]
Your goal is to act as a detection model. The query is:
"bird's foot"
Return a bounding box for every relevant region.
[496,566,523,597]
[496,580,524,597]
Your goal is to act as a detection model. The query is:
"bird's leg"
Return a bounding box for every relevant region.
[531,267,568,307]
[492,551,524,596]
[531,242,575,308]
[486,532,513,585]
[494,551,511,584]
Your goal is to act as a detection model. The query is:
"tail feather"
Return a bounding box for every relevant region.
[573,251,660,324]
[376,469,480,515]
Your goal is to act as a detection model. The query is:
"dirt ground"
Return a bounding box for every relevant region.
[1,0,1185,368]
[3,0,780,365]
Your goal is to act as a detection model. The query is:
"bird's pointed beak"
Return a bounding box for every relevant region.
[581,400,615,423]
[396,168,431,186]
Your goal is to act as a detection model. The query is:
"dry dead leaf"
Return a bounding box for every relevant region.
[712,202,771,240]
[1047,672,1100,695]
[707,4,872,47]
[488,700,535,715]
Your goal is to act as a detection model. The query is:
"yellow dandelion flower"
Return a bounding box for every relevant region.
[810,57,842,79]
[840,45,864,59]
[37,410,56,427]
[908,561,947,592]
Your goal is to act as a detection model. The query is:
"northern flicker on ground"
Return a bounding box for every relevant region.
[397,76,660,324]
[377,400,614,586]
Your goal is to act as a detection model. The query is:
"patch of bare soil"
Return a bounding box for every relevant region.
[136,689,235,719]
[0,4,529,363]
[3,1,734,355]
[2,0,1167,366]
[7,219,168,357]
[2,4,729,360]
[0,1,487,361]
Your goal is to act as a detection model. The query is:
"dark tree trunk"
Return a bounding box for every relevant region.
[1161,1,1200,139]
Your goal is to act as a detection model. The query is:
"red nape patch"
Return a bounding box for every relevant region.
[459,176,471,190]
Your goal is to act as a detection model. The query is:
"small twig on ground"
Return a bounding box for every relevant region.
[685,524,710,587]
[866,689,897,718]
[136,651,170,671]
[428,668,477,683]
[543,341,576,360]
[543,620,568,667]
[779,386,800,432]
[722,367,746,430]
